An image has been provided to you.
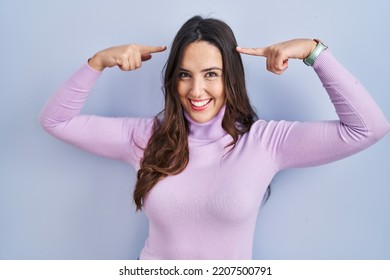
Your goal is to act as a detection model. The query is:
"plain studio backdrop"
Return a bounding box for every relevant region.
[0,0,389,260]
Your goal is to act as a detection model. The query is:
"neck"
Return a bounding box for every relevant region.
[184,106,227,141]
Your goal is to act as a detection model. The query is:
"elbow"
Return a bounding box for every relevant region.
[371,119,390,142]
[38,111,48,131]
[341,117,390,147]
[38,111,47,130]
[360,118,390,146]
[38,109,57,133]
[38,109,50,131]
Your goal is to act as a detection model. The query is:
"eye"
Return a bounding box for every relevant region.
[178,71,191,79]
[205,71,221,79]
[205,71,218,78]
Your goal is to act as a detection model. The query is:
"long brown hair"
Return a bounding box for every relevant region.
[133,16,258,211]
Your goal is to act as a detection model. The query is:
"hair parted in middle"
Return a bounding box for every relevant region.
[133,15,258,210]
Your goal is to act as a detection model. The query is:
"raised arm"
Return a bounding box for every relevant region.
[238,39,390,170]
[39,44,166,165]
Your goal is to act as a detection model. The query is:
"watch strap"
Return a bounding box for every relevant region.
[303,39,328,66]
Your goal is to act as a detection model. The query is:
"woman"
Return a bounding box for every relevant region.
[40,16,389,259]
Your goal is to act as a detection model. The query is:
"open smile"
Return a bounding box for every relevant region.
[189,98,212,111]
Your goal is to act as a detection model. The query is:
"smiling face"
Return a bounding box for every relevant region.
[177,41,225,123]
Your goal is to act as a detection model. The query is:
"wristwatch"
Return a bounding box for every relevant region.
[303,39,328,66]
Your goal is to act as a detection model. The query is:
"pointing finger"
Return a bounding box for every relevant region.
[236,46,266,57]
[139,45,167,55]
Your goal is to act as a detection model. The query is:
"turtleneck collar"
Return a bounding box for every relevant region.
[184,106,227,141]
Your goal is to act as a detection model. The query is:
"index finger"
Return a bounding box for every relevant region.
[139,45,167,55]
[236,46,266,57]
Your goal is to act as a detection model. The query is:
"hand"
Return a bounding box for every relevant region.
[88,44,167,71]
[236,39,317,75]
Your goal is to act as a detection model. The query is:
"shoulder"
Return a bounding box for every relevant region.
[248,119,298,142]
[125,116,156,141]
[249,119,287,133]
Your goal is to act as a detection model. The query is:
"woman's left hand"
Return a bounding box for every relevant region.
[236,39,317,75]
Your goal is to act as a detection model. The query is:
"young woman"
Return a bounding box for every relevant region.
[40,16,389,259]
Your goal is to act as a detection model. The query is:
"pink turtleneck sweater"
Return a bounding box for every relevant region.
[39,50,389,259]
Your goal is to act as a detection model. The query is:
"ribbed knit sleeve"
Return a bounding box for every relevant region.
[253,49,390,171]
[39,63,154,167]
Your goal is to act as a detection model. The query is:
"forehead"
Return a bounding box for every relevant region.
[180,41,223,69]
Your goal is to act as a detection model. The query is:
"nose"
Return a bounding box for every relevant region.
[190,77,205,98]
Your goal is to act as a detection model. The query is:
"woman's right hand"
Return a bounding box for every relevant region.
[88,44,167,71]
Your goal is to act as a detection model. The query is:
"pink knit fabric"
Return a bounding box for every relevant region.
[40,50,389,259]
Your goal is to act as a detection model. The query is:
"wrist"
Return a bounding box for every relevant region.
[88,54,105,71]
[307,39,318,56]
[303,39,328,66]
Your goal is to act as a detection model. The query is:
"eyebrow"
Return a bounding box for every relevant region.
[179,67,223,73]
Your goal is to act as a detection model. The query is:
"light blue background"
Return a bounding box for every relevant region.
[1,0,389,259]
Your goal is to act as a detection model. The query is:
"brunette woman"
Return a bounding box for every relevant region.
[40,16,389,259]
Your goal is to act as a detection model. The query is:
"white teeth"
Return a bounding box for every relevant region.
[190,99,211,107]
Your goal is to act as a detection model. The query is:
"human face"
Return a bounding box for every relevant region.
[177,41,225,123]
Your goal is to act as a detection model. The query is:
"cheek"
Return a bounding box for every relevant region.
[177,82,188,99]
[213,83,225,101]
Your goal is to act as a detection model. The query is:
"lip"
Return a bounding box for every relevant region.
[189,98,212,111]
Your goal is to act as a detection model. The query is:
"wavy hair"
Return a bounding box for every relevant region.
[133,16,258,211]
